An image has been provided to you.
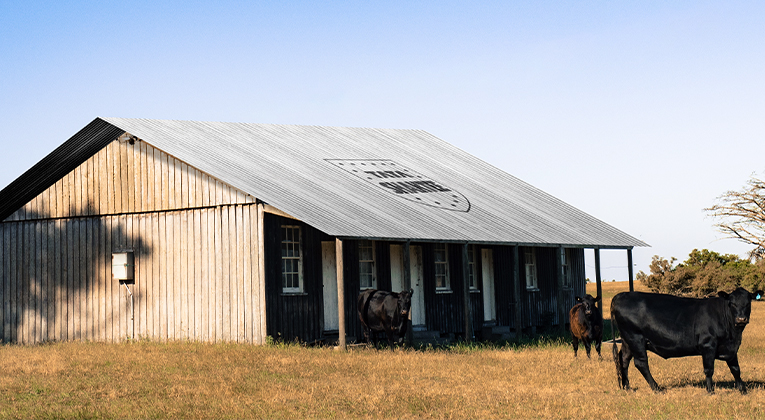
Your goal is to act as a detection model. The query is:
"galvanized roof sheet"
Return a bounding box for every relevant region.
[1,117,647,248]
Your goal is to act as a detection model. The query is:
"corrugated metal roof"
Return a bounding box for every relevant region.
[1,117,648,248]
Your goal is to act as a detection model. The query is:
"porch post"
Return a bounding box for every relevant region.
[594,248,602,312]
[336,238,346,350]
[462,243,473,341]
[627,248,634,292]
[403,240,413,345]
[556,245,566,333]
[513,246,522,338]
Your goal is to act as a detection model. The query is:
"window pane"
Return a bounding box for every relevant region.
[360,273,371,289]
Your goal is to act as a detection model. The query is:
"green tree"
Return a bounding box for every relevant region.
[642,249,765,297]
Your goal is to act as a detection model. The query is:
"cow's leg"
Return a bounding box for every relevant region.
[726,355,747,394]
[385,327,395,349]
[595,339,602,359]
[583,338,592,359]
[572,336,579,357]
[362,325,372,345]
[630,341,661,392]
[702,351,716,394]
[617,343,633,390]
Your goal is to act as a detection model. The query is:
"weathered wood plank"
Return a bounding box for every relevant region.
[180,210,189,339]
[243,205,252,343]
[194,209,202,340]
[214,207,223,342]
[221,206,231,341]
[166,211,176,340]
[181,163,189,210]
[83,154,91,216]
[86,218,94,341]
[257,203,266,345]
[54,219,63,341]
[121,141,130,213]
[71,219,81,341]
[201,208,211,342]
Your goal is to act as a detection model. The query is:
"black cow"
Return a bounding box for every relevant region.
[569,294,602,359]
[611,287,762,394]
[358,289,413,347]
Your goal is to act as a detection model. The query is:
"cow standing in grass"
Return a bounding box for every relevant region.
[358,289,413,348]
[611,287,762,394]
[569,294,603,359]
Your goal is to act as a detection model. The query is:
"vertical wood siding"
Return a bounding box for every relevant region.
[264,214,330,343]
[421,243,483,335]
[0,205,264,344]
[0,136,266,344]
[493,246,587,330]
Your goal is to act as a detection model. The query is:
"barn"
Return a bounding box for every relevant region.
[0,117,647,346]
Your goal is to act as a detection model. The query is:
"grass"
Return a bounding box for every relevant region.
[2,281,765,419]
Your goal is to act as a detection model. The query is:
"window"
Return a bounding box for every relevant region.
[359,240,377,289]
[281,225,302,293]
[435,243,450,291]
[561,248,571,288]
[468,245,478,291]
[524,248,538,290]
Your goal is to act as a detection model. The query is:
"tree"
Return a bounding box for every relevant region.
[642,249,765,297]
[705,173,765,261]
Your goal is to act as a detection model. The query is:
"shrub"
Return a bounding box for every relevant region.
[644,249,762,297]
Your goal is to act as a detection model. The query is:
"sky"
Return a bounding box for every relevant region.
[1,1,764,281]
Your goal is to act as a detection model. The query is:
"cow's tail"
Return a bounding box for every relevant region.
[611,310,622,389]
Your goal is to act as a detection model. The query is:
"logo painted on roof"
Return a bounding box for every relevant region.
[325,159,470,212]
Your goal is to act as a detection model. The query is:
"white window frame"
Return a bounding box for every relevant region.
[281,225,303,294]
[524,248,538,290]
[435,243,451,291]
[358,240,377,290]
[468,245,479,291]
[561,248,572,288]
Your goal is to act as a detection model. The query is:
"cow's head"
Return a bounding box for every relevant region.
[398,289,413,318]
[575,294,601,316]
[718,287,763,327]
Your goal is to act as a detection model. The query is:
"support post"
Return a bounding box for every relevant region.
[462,243,473,342]
[403,240,413,345]
[594,248,602,313]
[513,246,522,338]
[257,202,267,344]
[627,248,634,292]
[556,245,566,333]
[336,238,346,351]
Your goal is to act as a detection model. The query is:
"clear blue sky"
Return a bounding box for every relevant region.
[2,1,764,280]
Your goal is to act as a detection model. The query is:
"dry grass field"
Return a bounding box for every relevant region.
[2,281,765,419]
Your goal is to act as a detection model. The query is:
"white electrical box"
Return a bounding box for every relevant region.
[112,252,135,281]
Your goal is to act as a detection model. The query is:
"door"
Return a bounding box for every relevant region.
[410,245,426,327]
[390,244,404,292]
[482,248,496,322]
[322,241,338,331]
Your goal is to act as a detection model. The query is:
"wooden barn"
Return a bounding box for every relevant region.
[0,117,646,345]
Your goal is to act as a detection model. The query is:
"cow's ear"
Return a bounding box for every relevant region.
[409,288,414,295]
[595,296,602,302]
[718,291,730,299]
[753,291,764,300]
[575,296,582,302]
